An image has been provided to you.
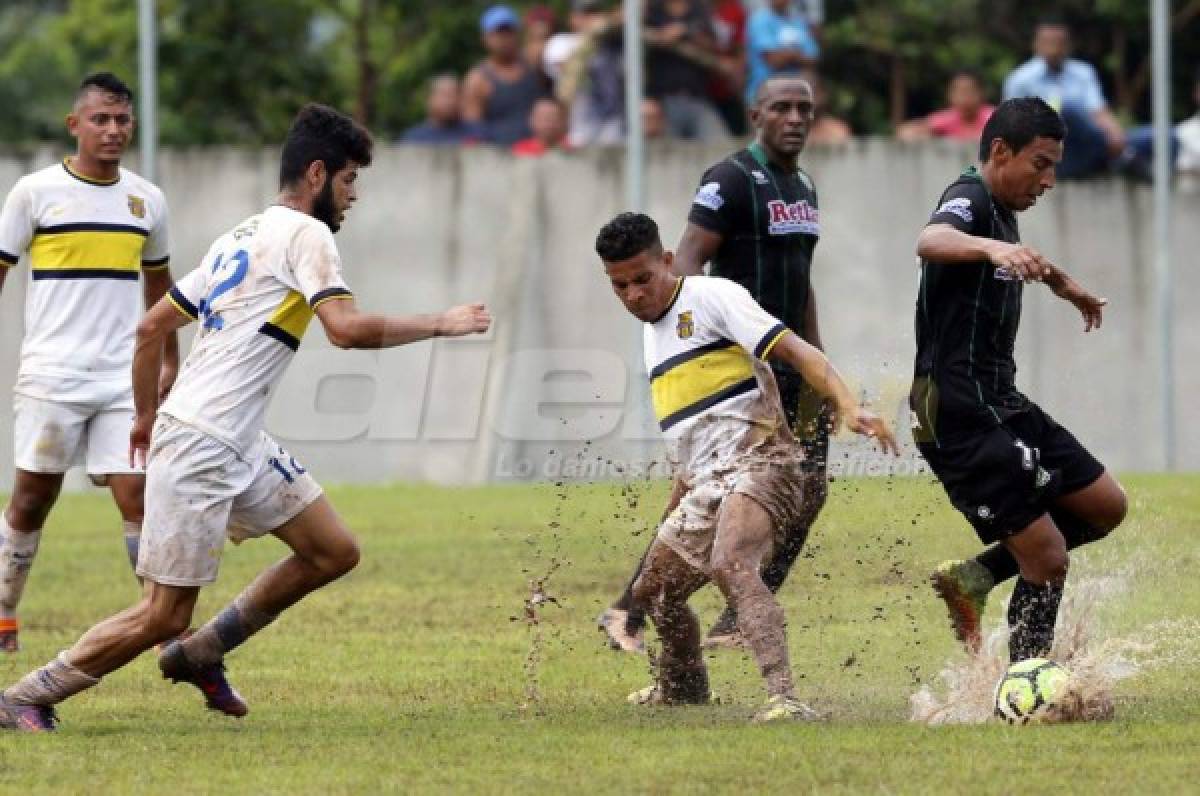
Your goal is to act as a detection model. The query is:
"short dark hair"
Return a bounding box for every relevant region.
[949,69,983,87]
[78,72,133,105]
[279,103,374,188]
[1035,14,1069,32]
[595,212,661,263]
[753,73,812,107]
[978,97,1066,162]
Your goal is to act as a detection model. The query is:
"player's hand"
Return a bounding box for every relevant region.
[844,408,900,456]
[129,413,154,470]
[1056,280,1107,332]
[436,303,491,337]
[987,242,1053,283]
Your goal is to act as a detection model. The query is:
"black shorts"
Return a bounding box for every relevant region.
[917,403,1105,544]
[776,369,830,474]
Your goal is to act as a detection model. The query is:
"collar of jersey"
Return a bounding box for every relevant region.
[650,277,685,324]
[62,158,119,186]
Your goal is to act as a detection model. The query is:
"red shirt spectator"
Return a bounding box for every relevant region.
[897,71,994,143]
[512,97,571,156]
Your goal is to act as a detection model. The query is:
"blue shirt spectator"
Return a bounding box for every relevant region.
[400,75,482,145]
[1002,19,1124,178]
[1003,58,1105,115]
[746,0,820,105]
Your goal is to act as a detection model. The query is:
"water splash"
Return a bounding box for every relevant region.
[910,564,1200,725]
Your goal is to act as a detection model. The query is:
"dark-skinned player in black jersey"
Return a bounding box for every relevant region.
[599,75,833,652]
[912,97,1127,662]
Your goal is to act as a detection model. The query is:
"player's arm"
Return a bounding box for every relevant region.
[0,180,34,298]
[129,295,195,467]
[765,331,898,454]
[314,296,490,349]
[142,267,180,401]
[460,68,490,124]
[673,223,723,276]
[917,223,1052,282]
[1040,265,1108,332]
[802,283,822,351]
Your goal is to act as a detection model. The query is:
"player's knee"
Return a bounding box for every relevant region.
[7,487,60,528]
[710,556,752,596]
[112,491,144,523]
[1097,484,1128,534]
[321,535,360,578]
[136,601,191,645]
[1026,549,1069,585]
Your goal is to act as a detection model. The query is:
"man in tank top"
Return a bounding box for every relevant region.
[463,5,547,146]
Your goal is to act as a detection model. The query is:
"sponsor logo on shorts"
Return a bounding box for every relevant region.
[766,199,819,235]
[676,310,694,339]
[977,505,993,520]
[1036,466,1051,489]
[935,197,973,223]
[693,182,724,211]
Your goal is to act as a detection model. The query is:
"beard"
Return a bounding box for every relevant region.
[313,175,340,232]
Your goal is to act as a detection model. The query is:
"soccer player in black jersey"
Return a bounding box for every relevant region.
[912,97,1127,662]
[599,75,833,652]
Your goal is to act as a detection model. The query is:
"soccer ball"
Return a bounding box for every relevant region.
[993,658,1071,725]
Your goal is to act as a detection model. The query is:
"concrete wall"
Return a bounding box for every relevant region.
[0,140,1195,486]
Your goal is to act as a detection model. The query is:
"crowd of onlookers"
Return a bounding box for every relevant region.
[398,2,1200,182]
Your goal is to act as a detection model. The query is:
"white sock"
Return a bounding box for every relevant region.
[0,516,42,621]
[4,651,100,706]
[123,520,142,571]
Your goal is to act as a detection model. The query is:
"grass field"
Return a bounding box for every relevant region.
[0,474,1198,794]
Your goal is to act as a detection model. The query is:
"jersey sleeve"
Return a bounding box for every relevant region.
[705,278,789,361]
[142,187,171,271]
[926,180,989,235]
[289,221,353,309]
[166,265,207,321]
[0,179,34,268]
[686,161,751,238]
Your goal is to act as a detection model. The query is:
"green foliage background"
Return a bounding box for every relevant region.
[0,0,1195,147]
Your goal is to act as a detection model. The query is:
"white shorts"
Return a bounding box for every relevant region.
[12,392,139,476]
[138,417,323,587]
[657,458,809,575]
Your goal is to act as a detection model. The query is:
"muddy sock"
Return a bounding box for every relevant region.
[4,652,100,706]
[651,601,708,703]
[735,590,794,698]
[123,520,141,572]
[176,594,277,667]
[1007,578,1064,662]
[0,518,41,621]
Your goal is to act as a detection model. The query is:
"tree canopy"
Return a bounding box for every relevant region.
[0,0,1195,148]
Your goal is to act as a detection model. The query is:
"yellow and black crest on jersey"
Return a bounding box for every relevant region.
[676,310,694,339]
[127,194,145,218]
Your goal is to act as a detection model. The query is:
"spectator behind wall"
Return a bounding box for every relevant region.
[644,0,730,140]
[547,0,626,147]
[523,5,558,85]
[400,75,482,145]
[745,0,820,108]
[896,71,995,142]
[512,98,571,156]
[1178,71,1200,190]
[804,71,851,145]
[463,5,546,146]
[1003,17,1125,178]
[709,0,750,137]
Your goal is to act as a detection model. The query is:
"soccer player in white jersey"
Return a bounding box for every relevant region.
[0,73,178,653]
[0,103,491,732]
[595,213,897,722]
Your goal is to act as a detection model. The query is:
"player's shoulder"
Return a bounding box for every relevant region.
[1006,57,1043,84]
[13,162,69,192]
[688,274,753,303]
[118,168,167,203]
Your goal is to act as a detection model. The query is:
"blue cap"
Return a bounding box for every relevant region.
[481,5,519,33]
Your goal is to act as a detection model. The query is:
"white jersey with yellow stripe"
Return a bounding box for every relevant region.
[161,205,352,457]
[0,159,169,402]
[644,276,795,476]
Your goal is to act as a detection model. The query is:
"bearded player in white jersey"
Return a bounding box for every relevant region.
[0,103,491,732]
[0,73,178,654]
[595,212,897,722]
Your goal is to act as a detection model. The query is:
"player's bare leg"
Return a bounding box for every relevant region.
[1001,515,1069,663]
[627,541,708,704]
[157,495,359,716]
[706,473,826,649]
[107,473,147,576]
[710,493,821,722]
[0,469,64,653]
[0,580,198,732]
